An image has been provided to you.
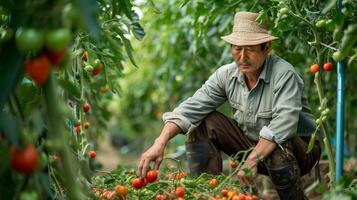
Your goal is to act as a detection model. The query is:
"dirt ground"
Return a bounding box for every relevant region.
[96,136,356,200]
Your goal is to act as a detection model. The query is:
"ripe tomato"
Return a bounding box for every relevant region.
[45,48,67,65]
[15,28,44,52]
[175,186,184,197]
[146,170,158,183]
[131,178,143,189]
[310,64,319,73]
[89,150,96,159]
[25,55,50,86]
[83,103,91,113]
[45,28,71,52]
[84,122,90,129]
[175,172,186,180]
[155,194,167,200]
[251,195,259,200]
[10,144,39,175]
[115,185,129,196]
[221,189,229,197]
[74,121,80,127]
[92,63,103,76]
[82,51,89,61]
[230,161,238,169]
[74,126,81,134]
[323,62,333,71]
[209,178,218,187]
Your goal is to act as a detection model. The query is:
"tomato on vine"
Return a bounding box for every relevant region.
[89,150,96,159]
[209,178,218,187]
[15,28,44,52]
[83,103,91,113]
[146,170,158,183]
[45,48,67,65]
[45,28,71,52]
[74,126,81,134]
[114,185,129,197]
[323,62,333,71]
[131,178,143,189]
[24,55,50,86]
[92,63,103,76]
[10,144,39,175]
[82,51,89,61]
[230,161,238,169]
[310,64,319,73]
[175,186,184,198]
[84,122,90,129]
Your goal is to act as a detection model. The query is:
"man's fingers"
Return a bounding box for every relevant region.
[141,159,151,178]
[138,158,145,177]
[153,157,163,171]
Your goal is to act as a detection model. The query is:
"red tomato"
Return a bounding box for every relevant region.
[175,172,186,180]
[175,186,184,198]
[74,126,81,134]
[84,122,90,129]
[92,63,103,76]
[74,121,80,127]
[146,170,158,183]
[221,189,229,197]
[251,195,259,200]
[310,64,319,73]
[45,48,66,65]
[209,178,218,187]
[89,150,96,159]
[230,161,238,169]
[323,62,333,71]
[115,185,129,196]
[83,103,91,113]
[10,144,39,175]
[155,194,167,200]
[131,178,143,189]
[24,55,50,86]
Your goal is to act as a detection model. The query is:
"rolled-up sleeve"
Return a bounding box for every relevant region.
[259,70,302,144]
[163,68,227,133]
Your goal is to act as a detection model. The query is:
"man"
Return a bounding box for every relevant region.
[138,11,321,200]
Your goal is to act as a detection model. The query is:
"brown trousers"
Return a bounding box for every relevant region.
[185,111,321,200]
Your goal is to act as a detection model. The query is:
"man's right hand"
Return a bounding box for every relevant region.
[137,139,166,178]
[137,122,181,178]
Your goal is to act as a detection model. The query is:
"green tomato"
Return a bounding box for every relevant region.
[332,51,343,62]
[84,64,94,72]
[93,58,101,67]
[15,28,44,52]
[315,20,326,28]
[279,8,290,15]
[46,28,71,52]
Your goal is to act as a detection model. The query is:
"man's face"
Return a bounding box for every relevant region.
[231,43,270,75]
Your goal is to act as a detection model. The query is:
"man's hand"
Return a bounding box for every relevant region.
[237,158,258,185]
[138,140,165,178]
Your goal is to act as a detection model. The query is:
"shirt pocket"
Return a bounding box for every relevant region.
[231,101,244,127]
[255,110,273,131]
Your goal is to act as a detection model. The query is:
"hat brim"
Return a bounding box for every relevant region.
[221,32,278,46]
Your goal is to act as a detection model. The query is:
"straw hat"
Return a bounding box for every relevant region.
[221,11,278,46]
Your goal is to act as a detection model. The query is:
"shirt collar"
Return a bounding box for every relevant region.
[232,54,272,84]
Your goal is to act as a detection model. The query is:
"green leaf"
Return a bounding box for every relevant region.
[306,133,316,153]
[58,79,81,99]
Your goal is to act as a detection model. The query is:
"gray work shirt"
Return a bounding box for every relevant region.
[163,54,316,145]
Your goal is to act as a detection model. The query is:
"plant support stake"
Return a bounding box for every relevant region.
[336,0,345,183]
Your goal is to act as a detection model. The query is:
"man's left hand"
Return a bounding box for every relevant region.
[237,158,258,185]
